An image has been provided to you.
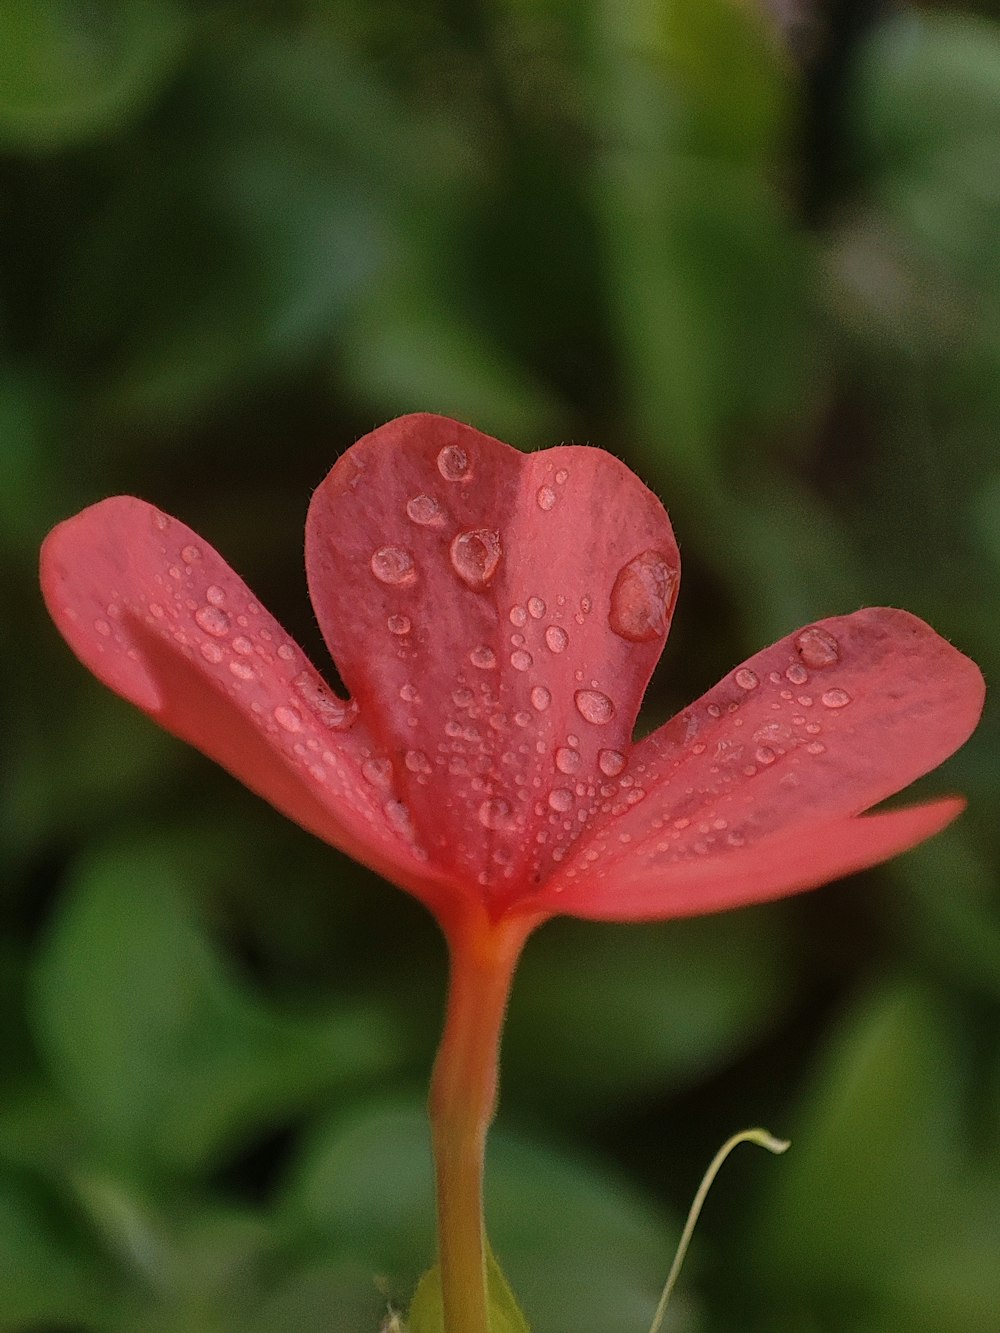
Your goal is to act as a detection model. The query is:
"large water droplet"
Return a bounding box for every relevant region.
[509,605,527,628]
[470,644,497,669]
[406,494,444,526]
[195,604,230,637]
[795,626,840,669]
[450,529,502,589]
[527,596,545,619]
[544,625,568,654]
[555,747,581,774]
[735,667,759,691]
[821,687,852,709]
[437,444,471,481]
[574,689,615,725]
[274,705,303,733]
[205,584,226,607]
[530,685,551,711]
[371,546,416,585]
[548,788,573,812]
[608,549,677,643]
[536,485,556,511]
[510,649,532,671]
[598,748,626,777]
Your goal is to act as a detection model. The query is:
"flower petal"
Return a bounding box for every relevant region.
[548,799,964,920]
[305,413,679,901]
[541,608,983,919]
[40,497,444,906]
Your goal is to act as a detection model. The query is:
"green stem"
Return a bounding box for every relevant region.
[429,910,534,1333]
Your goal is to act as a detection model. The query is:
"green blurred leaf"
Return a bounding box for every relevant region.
[409,1245,531,1333]
[0,0,188,151]
[31,835,403,1172]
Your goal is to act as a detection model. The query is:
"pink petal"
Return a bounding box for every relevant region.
[40,498,447,910]
[306,413,679,903]
[541,608,983,919]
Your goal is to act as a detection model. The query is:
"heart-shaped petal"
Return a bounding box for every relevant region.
[306,414,679,907]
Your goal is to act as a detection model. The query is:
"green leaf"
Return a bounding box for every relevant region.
[31,833,403,1172]
[0,0,188,152]
[408,1246,531,1333]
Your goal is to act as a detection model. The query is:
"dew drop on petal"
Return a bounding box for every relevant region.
[470,644,497,669]
[536,485,556,511]
[195,605,230,637]
[371,546,416,585]
[806,740,826,754]
[574,689,615,725]
[510,649,533,671]
[544,625,568,654]
[388,614,411,635]
[555,468,568,485]
[94,618,111,637]
[608,549,678,643]
[735,667,759,691]
[399,683,419,702]
[755,745,777,765]
[229,659,255,680]
[437,444,471,480]
[450,529,502,589]
[206,584,226,607]
[293,673,357,729]
[200,640,224,663]
[385,799,417,839]
[406,493,444,526]
[232,635,253,655]
[362,756,393,788]
[530,685,551,711]
[479,797,513,830]
[555,746,581,774]
[527,596,546,619]
[785,663,809,685]
[405,749,432,773]
[598,748,626,777]
[181,544,201,563]
[277,643,295,661]
[274,705,303,733]
[548,788,573,812]
[509,605,527,628]
[795,626,840,668]
[821,687,852,709]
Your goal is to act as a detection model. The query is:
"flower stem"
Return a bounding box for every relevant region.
[429,909,535,1333]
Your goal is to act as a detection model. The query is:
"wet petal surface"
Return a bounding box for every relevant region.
[542,609,983,918]
[40,497,441,907]
[306,413,679,904]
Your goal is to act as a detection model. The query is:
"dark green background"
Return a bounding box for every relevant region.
[2,2,998,1329]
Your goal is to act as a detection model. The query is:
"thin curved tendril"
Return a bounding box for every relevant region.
[646,1127,790,1333]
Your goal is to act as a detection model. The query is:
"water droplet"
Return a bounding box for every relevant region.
[470,644,497,669]
[385,799,416,838]
[785,663,809,685]
[509,605,527,627]
[755,745,777,765]
[574,689,615,725]
[371,546,416,585]
[478,798,513,830]
[274,705,303,733]
[514,710,531,726]
[510,649,533,671]
[232,635,253,655]
[548,788,573,812]
[388,614,411,635]
[450,529,502,589]
[806,740,826,755]
[195,605,230,637]
[544,625,568,654]
[205,584,226,607]
[406,493,444,526]
[735,667,759,691]
[437,444,471,481]
[229,659,255,680]
[181,544,201,563]
[555,747,581,774]
[405,749,431,773]
[94,618,111,637]
[200,640,224,663]
[362,756,393,788]
[277,643,295,661]
[609,549,677,643]
[153,511,170,532]
[795,626,840,669]
[555,468,568,484]
[453,686,474,707]
[293,673,357,729]
[598,749,626,777]
[530,685,551,711]
[527,596,546,619]
[821,687,852,709]
[536,485,556,511]
[399,683,419,702]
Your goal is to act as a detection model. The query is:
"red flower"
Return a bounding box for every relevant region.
[41,413,983,933]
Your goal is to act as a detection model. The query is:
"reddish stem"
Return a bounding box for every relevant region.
[428,908,536,1333]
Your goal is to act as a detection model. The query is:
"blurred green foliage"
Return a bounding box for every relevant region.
[1,0,998,1329]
